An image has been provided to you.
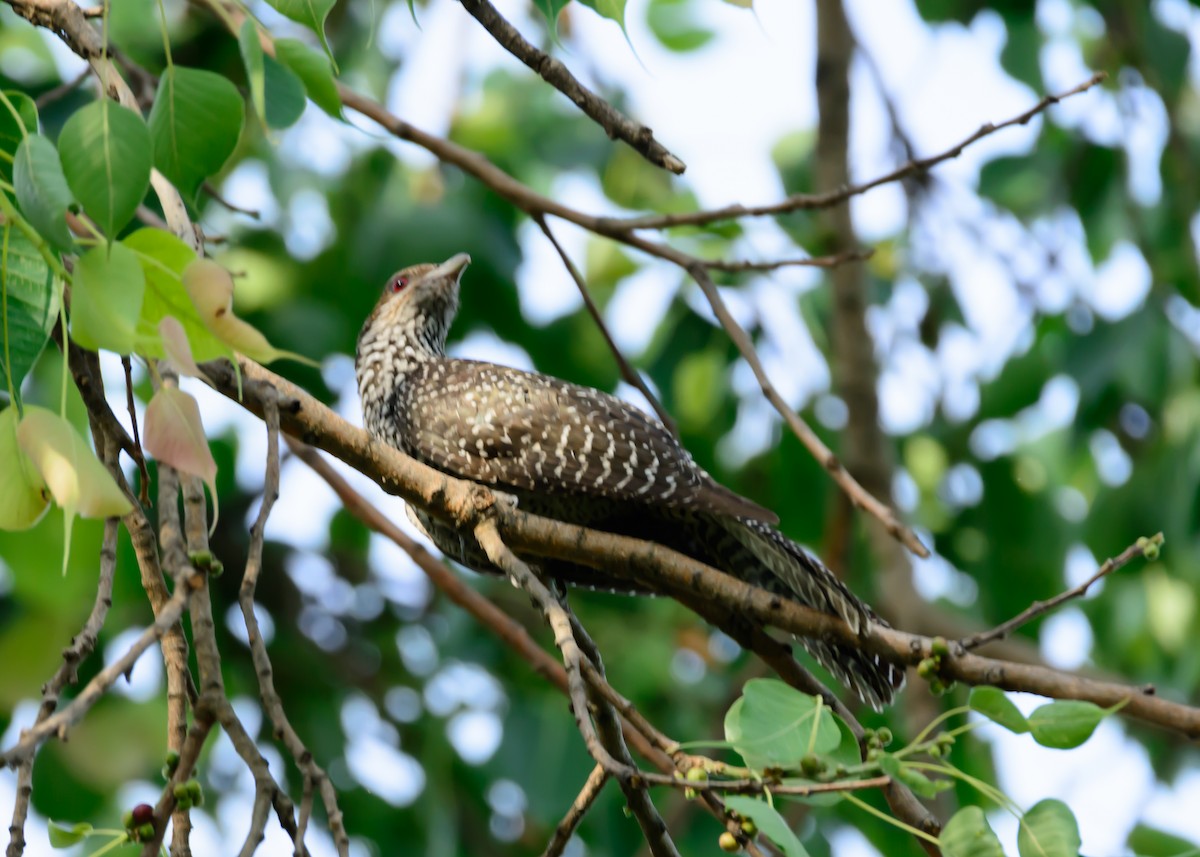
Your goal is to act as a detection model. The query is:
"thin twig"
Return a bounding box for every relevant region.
[603,72,1108,231]
[121,355,151,505]
[34,66,90,108]
[455,0,684,174]
[5,517,117,857]
[703,248,873,273]
[686,260,929,557]
[541,765,609,857]
[240,393,344,856]
[533,213,678,436]
[473,519,680,857]
[960,535,1161,651]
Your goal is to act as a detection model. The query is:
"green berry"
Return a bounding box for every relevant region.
[740,819,757,837]
[930,637,950,657]
[122,810,135,830]
[1143,543,1159,561]
[718,831,740,852]
[137,823,155,842]
[209,558,224,578]
[799,754,824,776]
[685,766,708,783]
[876,727,893,747]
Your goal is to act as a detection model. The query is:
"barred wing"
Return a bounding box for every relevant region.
[401,359,777,524]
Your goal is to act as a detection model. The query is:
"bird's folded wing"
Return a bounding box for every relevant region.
[406,360,777,524]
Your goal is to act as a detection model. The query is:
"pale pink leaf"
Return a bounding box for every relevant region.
[144,387,219,527]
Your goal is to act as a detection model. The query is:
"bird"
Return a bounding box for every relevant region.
[355,253,905,709]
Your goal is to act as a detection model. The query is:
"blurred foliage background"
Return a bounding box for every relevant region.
[2,0,1200,854]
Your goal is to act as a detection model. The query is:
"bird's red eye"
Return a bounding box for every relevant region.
[389,276,409,294]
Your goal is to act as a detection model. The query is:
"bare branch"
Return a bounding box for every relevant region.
[240,394,348,856]
[703,248,873,273]
[533,213,678,436]
[5,517,117,857]
[602,72,1108,231]
[456,0,685,174]
[473,519,681,857]
[541,765,609,857]
[960,535,1161,651]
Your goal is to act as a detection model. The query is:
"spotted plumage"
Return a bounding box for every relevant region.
[356,254,904,709]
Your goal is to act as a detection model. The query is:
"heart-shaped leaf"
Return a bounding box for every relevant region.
[1018,799,1081,857]
[275,38,341,118]
[724,679,840,771]
[149,66,245,201]
[182,257,314,365]
[58,100,152,238]
[144,386,218,526]
[942,806,1005,857]
[0,223,60,397]
[121,228,232,363]
[264,0,337,58]
[13,134,75,250]
[70,242,146,354]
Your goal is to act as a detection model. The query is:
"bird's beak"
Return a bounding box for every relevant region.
[431,253,471,281]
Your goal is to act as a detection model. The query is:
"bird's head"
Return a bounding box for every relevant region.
[357,253,471,359]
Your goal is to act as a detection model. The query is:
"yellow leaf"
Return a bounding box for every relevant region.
[0,407,50,530]
[16,406,132,573]
[182,258,316,366]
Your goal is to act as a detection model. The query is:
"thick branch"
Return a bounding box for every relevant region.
[202,357,1200,740]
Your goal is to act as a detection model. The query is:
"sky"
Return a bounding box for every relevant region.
[2,0,1197,854]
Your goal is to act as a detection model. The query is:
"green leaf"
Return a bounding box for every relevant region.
[1018,799,1081,857]
[70,243,146,354]
[0,406,49,530]
[47,820,93,848]
[13,134,75,250]
[148,66,245,201]
[263,0,337,58]
[578,0,627,30]
[0,90,38,184]
[942,806,1005,857]
[275,38,341,118]
[646,0,714,53]
[969,687,1030,734]
[1127,823,1200,857]
[1027,700,1105,749]
[239,21,267,125]
[263,55,307,129]
[724,679,840,771]
[673,349,725,430]
[121,228,232,362]
[723,797,809,857]
[532,0,571,30]
[0,223,60,395]
[57,100,152,239]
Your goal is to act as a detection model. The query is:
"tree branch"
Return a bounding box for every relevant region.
[456,0,684,174]
[201,356,1200,740]
[960,535,1162,651]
